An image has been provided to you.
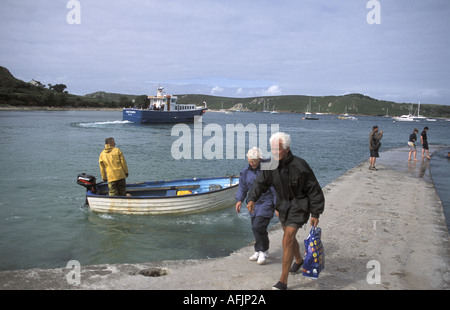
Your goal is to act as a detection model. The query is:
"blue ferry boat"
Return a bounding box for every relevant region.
[123,86,207,123]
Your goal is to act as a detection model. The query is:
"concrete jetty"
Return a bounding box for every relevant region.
[1,147,449,290]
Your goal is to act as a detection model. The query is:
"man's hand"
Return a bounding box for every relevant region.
[310,217,319,227]
[235,201,242,213]
[247,201,255,214]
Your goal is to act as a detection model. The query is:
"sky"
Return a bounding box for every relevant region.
[0,0,449,105]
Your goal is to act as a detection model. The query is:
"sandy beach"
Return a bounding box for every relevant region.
[0,147,449,290]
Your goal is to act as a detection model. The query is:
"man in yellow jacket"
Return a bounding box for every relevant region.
[99,137,129,196]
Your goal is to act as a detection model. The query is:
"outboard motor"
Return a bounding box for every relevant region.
[77,173,97,193]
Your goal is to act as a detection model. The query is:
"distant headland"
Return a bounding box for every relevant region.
[1,66,449,117]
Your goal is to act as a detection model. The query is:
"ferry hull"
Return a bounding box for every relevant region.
[123,108,206,124]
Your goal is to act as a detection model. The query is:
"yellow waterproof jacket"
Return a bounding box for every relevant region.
[99,144,128,182]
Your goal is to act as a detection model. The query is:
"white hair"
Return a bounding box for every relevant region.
[269,132,291,149]
[246,147,263,159]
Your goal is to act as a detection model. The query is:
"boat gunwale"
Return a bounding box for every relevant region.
[86,176,239,200]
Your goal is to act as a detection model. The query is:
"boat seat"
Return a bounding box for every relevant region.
[166,190,177,196]
[209,184,222,191]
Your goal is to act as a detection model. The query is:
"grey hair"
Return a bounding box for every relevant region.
[246,147,263,159]
[269,132,291,149]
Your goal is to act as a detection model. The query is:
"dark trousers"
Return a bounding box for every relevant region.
[108,178,126,196]
[251,216,271,252]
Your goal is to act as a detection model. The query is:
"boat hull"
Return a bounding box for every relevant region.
[123,108,206,124]
[392,116,414,122]
[86,176,238,215]
[338,116,357,120]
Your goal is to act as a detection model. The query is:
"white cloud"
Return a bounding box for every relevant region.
[211,86,224,96]
[265,85,282,96]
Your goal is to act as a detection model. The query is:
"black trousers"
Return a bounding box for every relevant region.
[251,216,271,252]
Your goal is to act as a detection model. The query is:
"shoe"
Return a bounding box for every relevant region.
[369,166,378,171]
[249,252,259,261]
[369,166,374,170]
[289,260,304,274]
[272,281,287,290]
[257,251,268,265]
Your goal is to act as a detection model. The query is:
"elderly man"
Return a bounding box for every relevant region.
[247,132,325,290]
[99,137,129,196]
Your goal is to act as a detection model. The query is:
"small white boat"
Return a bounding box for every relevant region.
[426,118,436,122]
[392,114,415,122]
[269,103,279,114]
[338,115,358,120]
[77,174,239,215]
[338,106,357,120]
[393,102,426,122]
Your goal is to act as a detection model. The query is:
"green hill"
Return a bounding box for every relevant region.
[0,66,122,108]
[1,65,449,117]
[177,93,450,117]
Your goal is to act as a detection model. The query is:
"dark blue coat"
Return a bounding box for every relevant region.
[235,164,276,218]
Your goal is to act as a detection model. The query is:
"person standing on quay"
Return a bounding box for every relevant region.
[235,147,276,265]
[369,125,383,171]
[421,126,431,160]
[247,132,325,290]
[99,137,129,196]
[408,128,419,162]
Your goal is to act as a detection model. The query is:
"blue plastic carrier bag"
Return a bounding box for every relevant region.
[302,226,325,279]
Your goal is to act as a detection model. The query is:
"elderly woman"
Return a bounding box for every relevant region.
[235,147,276,265]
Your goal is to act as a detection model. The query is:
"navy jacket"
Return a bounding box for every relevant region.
[235,163,276,218]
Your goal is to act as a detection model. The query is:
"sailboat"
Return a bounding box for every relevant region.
[270,103,279,114]
[316,103,324,115]
[413,102,426,120]
[218,102,233,114]
[262,101,270,113]
[303,98,318,120]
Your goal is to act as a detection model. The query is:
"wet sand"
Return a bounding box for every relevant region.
[1,147,449,290]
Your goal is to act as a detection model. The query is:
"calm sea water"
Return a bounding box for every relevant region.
[0,110,449,271]
[429,147,450,230]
